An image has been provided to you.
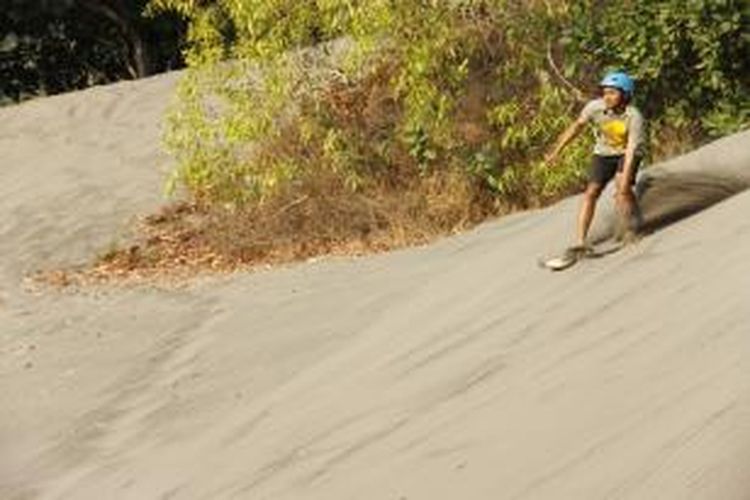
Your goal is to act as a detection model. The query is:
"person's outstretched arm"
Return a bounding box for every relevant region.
[545,115,587,166]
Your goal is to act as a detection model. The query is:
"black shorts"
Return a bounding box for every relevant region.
[589,155,642,186]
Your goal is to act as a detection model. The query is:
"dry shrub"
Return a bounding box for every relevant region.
[37,46,557,286]
[34,169,488,286]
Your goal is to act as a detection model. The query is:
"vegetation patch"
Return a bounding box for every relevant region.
[34,1,748,286]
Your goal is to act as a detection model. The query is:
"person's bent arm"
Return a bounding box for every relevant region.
[620,146,636,192]
[620,110,644,191]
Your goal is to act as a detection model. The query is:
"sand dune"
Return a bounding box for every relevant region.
[1,73,749,500]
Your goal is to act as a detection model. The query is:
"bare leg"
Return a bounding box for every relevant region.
[615,173,637,239]
[576,182,603,246]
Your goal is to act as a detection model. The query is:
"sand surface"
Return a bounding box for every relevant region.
[1,73,749,499]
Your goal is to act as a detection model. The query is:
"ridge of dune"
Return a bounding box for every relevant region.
[0,72,181,290]
[1,73,749,500]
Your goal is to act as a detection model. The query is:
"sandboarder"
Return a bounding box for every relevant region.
[545,70,646,265]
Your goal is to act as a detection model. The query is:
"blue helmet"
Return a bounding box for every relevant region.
[599,71,635,98]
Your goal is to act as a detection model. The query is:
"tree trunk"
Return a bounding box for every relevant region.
[76,0,152,78]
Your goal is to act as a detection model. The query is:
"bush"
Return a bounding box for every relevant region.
[147,0,747,255]
[150,0,591,212]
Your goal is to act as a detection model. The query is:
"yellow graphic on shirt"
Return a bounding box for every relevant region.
[601,119,628,150]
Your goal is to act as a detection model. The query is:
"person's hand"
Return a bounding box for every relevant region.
[616,180,634,201]
[544,151,559,167]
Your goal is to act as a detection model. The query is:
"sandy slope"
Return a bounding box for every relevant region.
[1,73,749,500]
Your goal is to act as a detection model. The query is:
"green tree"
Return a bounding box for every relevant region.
[564,0,750,138]
[0,0,187,103]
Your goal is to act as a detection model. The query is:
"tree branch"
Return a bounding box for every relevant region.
[546,41,586,102]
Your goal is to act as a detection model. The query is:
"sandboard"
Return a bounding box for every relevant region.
[538,239,625,271]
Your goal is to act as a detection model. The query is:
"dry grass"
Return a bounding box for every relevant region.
[32,168,496,288]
